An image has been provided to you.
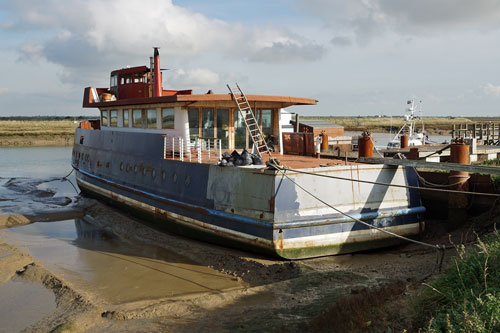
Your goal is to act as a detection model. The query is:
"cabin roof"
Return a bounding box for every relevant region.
[83,88,317,109]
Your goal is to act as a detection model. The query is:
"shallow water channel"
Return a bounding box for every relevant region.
[1,219,243,305]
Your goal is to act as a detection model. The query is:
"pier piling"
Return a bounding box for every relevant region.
[448,139,470,229]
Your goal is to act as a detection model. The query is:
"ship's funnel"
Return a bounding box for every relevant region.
[153,47,162,97]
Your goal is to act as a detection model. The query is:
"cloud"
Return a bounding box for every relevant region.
[331,36,352,47]
[169,68,220,89]
[250,40,326,63]
[0,88,8,95]
[18,43,44,62]
[483,83,500,96]
[2,0,325,88]
[296,0,500,44]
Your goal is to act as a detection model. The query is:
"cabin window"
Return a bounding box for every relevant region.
[261,109,273,139]
[161,108,174,129]
[216,108,229,149]
[110,110,118,127]
[126,76,132,84]
[132,109,142,128]
[202,108,214,138]
[188,108,200,139]
[234,111,246,148]
[123,109,129,127]
[110,74,118,88]
[120,77,124,85]
[147,109,157,129]
[101,110,109,127]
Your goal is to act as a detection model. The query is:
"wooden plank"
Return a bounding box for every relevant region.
[358,157,500,175]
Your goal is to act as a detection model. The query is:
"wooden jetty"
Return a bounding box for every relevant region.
[452,122,500,145]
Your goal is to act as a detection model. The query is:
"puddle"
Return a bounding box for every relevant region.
[0,277,56,332]
[0,219,245,305]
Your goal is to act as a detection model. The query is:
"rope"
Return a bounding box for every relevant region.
[417,144,452,160]
[415,172,468,189]
[370,136,385,158]
[60,168,80,194]
[272,163,446,271]
[281,167,500,198]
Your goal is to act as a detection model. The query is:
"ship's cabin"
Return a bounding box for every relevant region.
[82,48,317,153]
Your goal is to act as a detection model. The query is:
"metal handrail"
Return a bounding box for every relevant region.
[163,136,222,163]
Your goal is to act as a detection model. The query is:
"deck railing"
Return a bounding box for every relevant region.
[163,136,222,163]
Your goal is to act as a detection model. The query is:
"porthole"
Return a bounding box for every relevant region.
[126,163,131,173]
[161,170,166,181]
[185,175,190,186]
[152,169,156,179]
[120,162,124,171]
[134,165,138,173]
[142,167,147,176]
[172,172,177,183]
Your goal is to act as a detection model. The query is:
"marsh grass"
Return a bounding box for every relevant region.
[416,232,500,332]
[0,120,77,146]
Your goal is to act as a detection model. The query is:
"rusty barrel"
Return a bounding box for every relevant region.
[400,134,409,148]
[321,133,329,151]
[448,142,470,229]
[358,135,373,158]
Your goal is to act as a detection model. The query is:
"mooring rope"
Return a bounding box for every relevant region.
[269,160,446,271]
[59,168,80,194]
[277,167,500,198]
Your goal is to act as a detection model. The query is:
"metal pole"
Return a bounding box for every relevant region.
[163,135,167,159]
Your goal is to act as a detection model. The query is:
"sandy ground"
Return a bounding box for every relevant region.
[1,184,499,331]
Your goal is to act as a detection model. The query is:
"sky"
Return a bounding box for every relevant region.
[1,0,500,117]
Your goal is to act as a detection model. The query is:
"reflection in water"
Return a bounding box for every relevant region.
[1,219,244,305]
[0,277,56,332]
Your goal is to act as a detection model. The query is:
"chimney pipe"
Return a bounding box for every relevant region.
[153,47,162,97]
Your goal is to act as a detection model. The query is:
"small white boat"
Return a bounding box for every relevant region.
[387,100,434,148]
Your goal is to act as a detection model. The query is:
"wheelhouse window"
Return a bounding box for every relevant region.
[110,74,117,88]
[110,110,118,127]
[123,109,129,127]
[132,109,142,128]
[161,108,174,129]
[101,110,109,127]
[147,109,157,129]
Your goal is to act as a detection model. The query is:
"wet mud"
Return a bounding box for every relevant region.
[0,176,83,228]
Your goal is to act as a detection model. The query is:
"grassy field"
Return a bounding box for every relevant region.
[0,120,79,146]
[303,116,500,135]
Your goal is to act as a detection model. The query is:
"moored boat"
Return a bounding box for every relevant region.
[72,48,425,259]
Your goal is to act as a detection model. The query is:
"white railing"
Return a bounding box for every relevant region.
[163,136,222,163]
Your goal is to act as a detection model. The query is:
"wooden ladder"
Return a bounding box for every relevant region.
[227,83,272,158]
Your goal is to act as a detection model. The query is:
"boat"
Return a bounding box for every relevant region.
[387,100,436,148]
[72,48,425,259]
